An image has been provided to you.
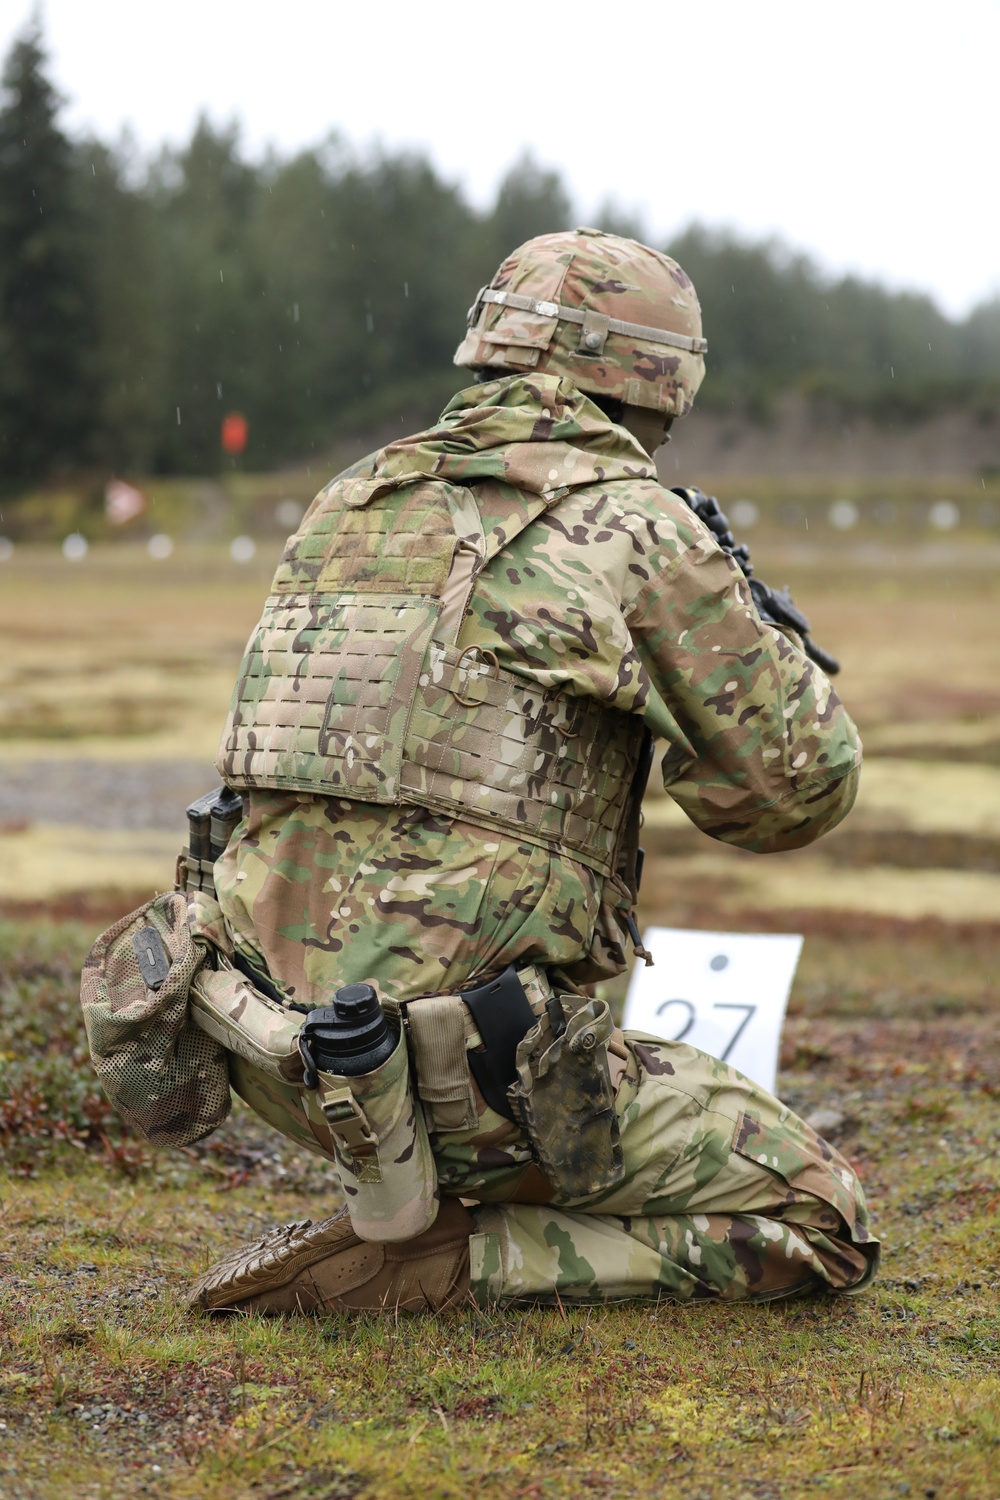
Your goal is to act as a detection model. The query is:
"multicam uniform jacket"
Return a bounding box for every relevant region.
[214,371,860,1009]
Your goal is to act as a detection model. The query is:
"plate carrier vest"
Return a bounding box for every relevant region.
[217,466,648,887]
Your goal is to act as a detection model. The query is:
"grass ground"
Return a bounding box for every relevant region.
[1,525,998,1499]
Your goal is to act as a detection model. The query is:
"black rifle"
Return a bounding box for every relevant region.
[672,486,840,676]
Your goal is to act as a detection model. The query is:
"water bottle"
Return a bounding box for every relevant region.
[298,983,438,1243]
[297,984,395,1084]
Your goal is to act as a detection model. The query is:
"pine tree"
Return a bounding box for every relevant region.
[0,19,96,484]
[484,152,572,272]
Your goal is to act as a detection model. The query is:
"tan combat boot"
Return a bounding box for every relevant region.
[188,1197,474,1315]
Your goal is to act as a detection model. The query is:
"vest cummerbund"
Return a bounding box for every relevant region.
[217,590,645,879]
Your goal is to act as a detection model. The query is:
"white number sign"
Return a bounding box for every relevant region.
[622,927,804,1095]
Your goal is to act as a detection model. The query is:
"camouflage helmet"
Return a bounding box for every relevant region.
[454,228,706,419]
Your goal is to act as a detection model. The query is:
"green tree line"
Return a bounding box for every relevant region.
[1,21,998,488]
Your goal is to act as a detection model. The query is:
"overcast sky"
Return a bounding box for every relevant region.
[4,0,998,317]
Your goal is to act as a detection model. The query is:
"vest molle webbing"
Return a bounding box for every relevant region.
[217,471,646,879]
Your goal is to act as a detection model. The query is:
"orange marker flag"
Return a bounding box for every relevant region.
[221,412,249,455]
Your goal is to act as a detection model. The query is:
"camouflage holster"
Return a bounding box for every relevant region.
[79,892,232,1148]
[508,997,625,1201]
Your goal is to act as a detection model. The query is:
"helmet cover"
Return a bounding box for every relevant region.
[455,227,706,418]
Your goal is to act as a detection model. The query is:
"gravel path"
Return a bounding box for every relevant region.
[0,760,219,831]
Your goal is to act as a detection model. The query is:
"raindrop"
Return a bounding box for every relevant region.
[293,303,300,323]
[828,499,859,531]
[404,282,409,298]
[230,535,256,563]
[176,407,181,425]
[729,499,759,530]
[62,533,88,561]
[147,533,173,560]
[366,312,375,334]
[0,538,13,561]
[929,500,959,531]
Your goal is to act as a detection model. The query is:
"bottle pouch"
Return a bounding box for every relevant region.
[190,963,439,1242]
[508,996,625,1201]
[79,891,231,1147]
[316,1022,439,1243]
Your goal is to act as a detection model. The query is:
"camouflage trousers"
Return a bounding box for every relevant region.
[437,1032,877,1305]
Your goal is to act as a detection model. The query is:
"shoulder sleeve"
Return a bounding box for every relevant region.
[625,503,861,853]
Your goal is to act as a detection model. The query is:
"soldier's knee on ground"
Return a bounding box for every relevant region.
[466,1199,877,1306]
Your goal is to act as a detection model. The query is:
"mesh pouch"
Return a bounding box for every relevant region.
[80,891,231,1148]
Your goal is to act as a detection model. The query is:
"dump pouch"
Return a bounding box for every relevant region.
[508,996,625,1200]
[315,1022,439,1243]
[79,892,231,1148]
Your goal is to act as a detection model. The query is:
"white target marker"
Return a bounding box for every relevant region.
[623,927,804,1094]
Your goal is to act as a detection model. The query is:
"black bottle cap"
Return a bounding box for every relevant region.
[334,983,379,1017]
[299,982,392,1075]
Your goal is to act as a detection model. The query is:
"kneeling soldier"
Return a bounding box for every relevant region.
[161,230,883,1311]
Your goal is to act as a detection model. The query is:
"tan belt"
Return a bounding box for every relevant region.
[190,954,628,1137]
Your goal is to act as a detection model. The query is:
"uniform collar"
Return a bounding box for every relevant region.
[366,374,658,499]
